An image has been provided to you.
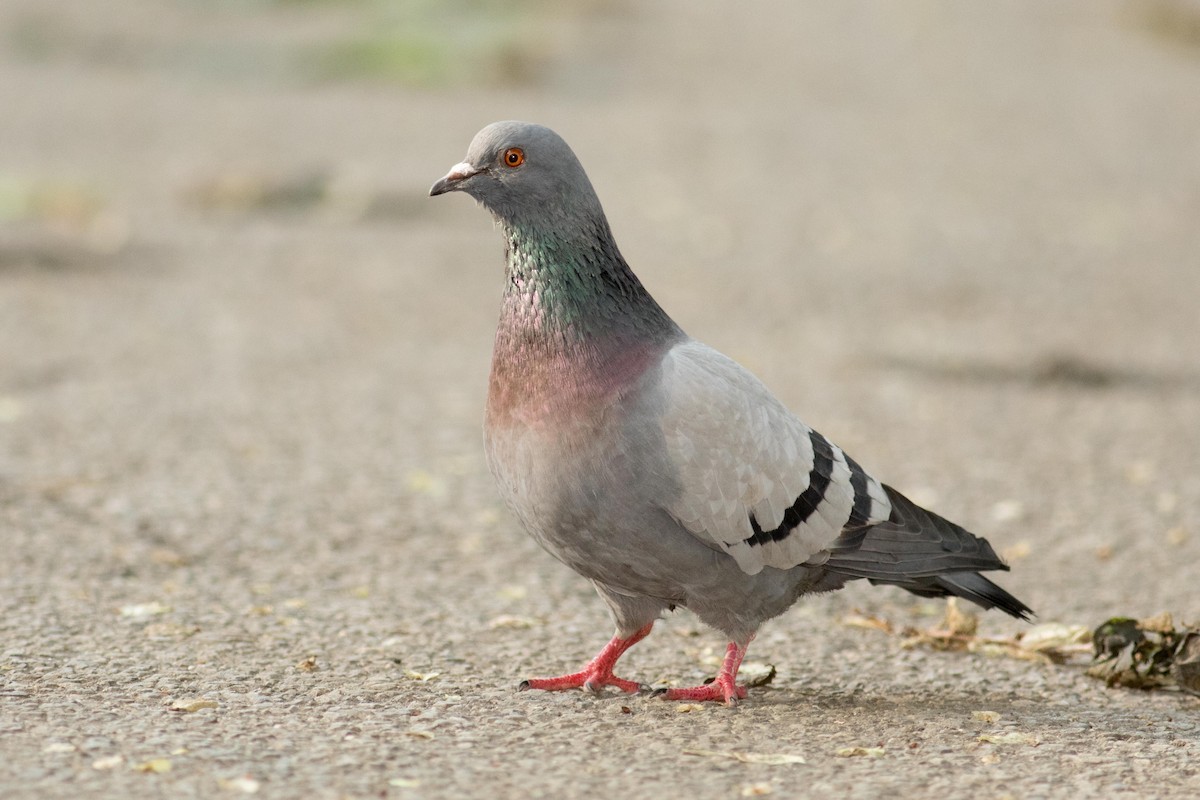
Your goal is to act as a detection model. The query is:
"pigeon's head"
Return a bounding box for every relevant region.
[430,121,602,230]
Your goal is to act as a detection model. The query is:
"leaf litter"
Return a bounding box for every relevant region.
[841,602,1200,695]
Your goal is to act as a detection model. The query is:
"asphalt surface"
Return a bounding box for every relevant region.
[2,1,1199,798]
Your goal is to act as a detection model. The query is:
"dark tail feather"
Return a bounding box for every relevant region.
[825,485,1034,621]
[868,571,1033,620]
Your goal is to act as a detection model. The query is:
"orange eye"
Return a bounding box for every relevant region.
[502,147,525,167]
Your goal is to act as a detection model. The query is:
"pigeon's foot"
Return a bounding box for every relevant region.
[658,638,753,706]
[520,671,642,694]
[518,622,653,696]
[660,678,748,706]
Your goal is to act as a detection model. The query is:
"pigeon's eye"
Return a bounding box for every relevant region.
[502,148,525,168]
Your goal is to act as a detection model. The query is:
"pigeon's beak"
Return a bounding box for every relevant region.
[430,162,482,197]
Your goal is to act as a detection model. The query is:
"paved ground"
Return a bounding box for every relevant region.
[2,1,1199,798]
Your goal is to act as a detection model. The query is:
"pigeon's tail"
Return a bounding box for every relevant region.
[823,485,1034,621]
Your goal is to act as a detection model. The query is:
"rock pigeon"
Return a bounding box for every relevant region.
[430,121,1033,705]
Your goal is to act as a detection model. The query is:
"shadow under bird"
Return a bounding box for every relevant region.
[430,121,1033,705]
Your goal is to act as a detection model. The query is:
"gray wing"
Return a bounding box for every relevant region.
[656,340,892,575]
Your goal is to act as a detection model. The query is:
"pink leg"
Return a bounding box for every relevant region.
[519,622,654,695]
[662,638,753,706]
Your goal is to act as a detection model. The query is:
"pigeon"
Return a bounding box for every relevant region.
[430,121,1033,705]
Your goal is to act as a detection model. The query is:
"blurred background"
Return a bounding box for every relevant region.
[2,0,1199,795]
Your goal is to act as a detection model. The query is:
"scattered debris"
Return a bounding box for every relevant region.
[120,602,171,619]
[978,732,1039,746]
[893,604,1084,664]
[741,662,777,688]
[971,711,1001,724]
[295,656,318,672]
[218,776,261,794]
[841,604,1200,697]
[840,613,894,634]
[683,749,806,765]
[404,730,435,740]
[1088,614,1200,694]
[92,755,124,771]
[835,746,885,758]
[1018,623,1093,656]
[389,778,422,789]
[403,669,440,682]
[132,758,172,774]
[169,698,218,713]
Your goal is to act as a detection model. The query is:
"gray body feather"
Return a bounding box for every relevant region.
[485,337,1029,643]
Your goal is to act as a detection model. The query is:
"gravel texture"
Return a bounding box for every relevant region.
[2,1,1199,798]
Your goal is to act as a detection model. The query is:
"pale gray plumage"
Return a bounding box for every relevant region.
[431,121,1032,705]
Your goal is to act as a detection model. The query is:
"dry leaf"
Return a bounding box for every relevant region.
[675,703,705,713]
[132,758,173,773]
[1141,612,1176,634]
[120,602,170,619]
[1019,623,1091,653]
[978,732,1039,746]
[741,783,774,796]
[1089,614,1200,692]
[296,656,318,672]
[971,711,1001,724]
[683,749,806,765]
[835,747,885,758]
[941,598,979,637]
[740,662,777,688]
[389,778,421,788]
[170,698,217,712]
[218,776,261,794]
[840,613,893,634]
[404,670,440,682]
[405,730,435,740]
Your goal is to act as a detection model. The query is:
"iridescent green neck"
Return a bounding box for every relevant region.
[498,219,679,350]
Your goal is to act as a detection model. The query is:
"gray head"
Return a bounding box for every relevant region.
[429,121,604,232]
